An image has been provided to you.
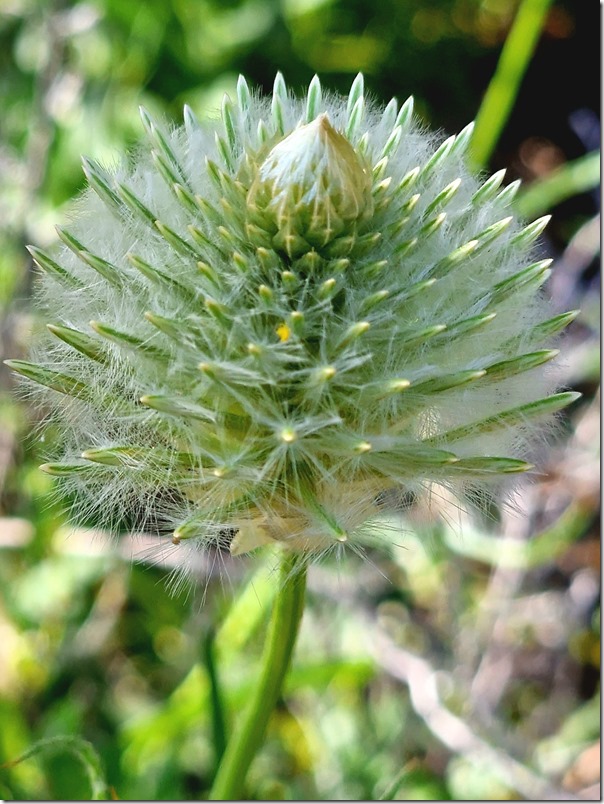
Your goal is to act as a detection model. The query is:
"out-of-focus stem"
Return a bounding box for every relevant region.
[470,0,554,169]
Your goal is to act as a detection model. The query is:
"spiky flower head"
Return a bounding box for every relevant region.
[9,73,578,575]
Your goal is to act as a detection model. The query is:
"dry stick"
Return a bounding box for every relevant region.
[371,628,580,802]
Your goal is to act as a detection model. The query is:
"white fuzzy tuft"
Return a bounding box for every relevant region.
[9,73,578,586]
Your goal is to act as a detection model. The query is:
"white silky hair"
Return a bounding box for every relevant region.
[12,73,576,588]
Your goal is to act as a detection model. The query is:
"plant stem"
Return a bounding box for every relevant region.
[515,150,600,219]
[470,0,554,169]
[208,549,307,800]
[202,627,227,774]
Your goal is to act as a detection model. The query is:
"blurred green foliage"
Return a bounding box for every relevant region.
[0,0,599,800]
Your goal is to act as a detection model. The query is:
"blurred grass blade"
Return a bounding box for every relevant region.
[515,151,600,219]
[379,765,413,800]
[202,628,228,771]
[470,0,554,168]
[2,736,109,800]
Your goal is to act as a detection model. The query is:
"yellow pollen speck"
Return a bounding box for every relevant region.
[276,323,291,342]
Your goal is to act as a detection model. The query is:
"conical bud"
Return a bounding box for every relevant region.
[247,113,373,257]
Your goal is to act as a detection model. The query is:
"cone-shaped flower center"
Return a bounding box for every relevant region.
[247,114,373,255]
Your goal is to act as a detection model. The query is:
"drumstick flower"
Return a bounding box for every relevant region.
[7,73,578,571]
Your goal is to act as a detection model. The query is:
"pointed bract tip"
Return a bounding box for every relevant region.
[348,72,365,97]
[316,111,331,130]
[280,427,297,444]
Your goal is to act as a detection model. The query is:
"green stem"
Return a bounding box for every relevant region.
[209,549,307,800]
[515,150,600,219]
[202,627,227,774]
[470,0,554,169]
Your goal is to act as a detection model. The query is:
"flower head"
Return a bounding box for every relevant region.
[8,73,578,575]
